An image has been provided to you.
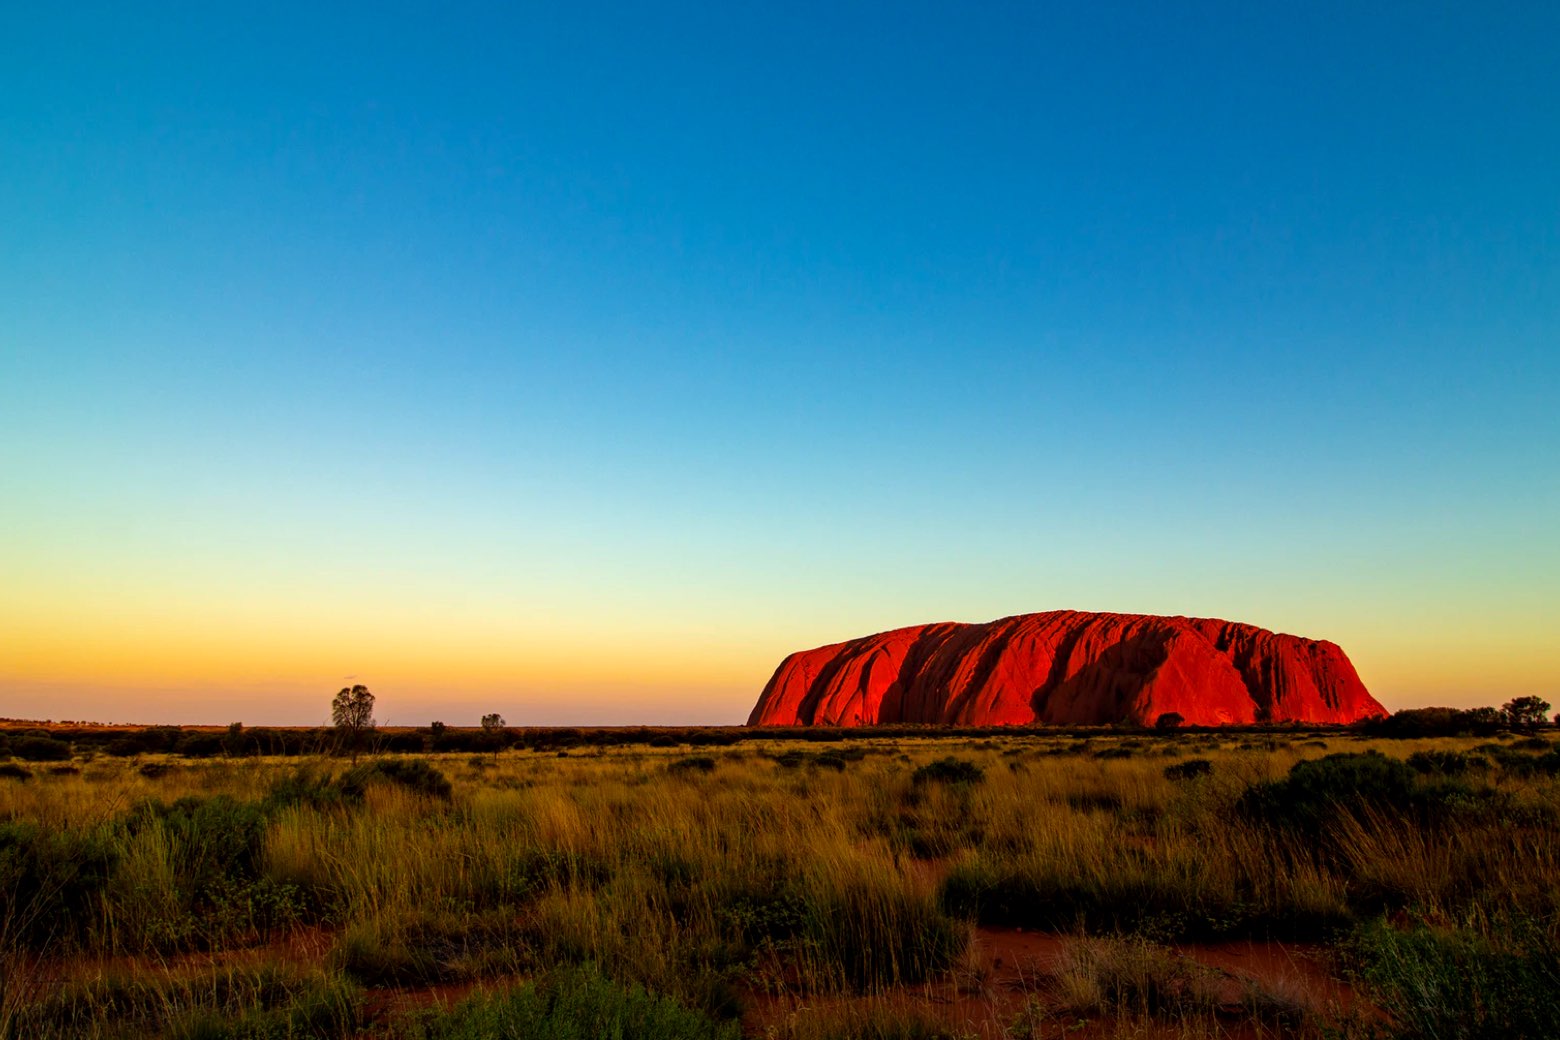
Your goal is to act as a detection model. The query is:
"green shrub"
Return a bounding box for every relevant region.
[1238,752,1418,831]
[1407,750,1490,776]
[338,758,453,801]
[798,874,966,990]
[812,750,848,771]
[1485,746,1560,777]
[1163,759,1212,781]
[17,964,361,1039]
[12,736,71,762]
[266,766,351,810]
[117,796,303,949]
[910,758,984,787]
[939,856,1349,943]
[382,732,428,753]
[175,733,226,758]
[127,796,268,881]
[0,821,115,949]
[667,756,717,775]
[1350,919,1560,1039]
[410,964,741,1039]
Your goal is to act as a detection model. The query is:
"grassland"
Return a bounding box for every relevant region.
[3,727,1558,1038]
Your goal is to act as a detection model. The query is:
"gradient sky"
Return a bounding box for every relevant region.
[3,2,1557,726]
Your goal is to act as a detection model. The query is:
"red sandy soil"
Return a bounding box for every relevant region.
[26,922,1365,1038]
[744,926,1364,1039]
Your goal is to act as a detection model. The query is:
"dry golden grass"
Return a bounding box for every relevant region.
[1,730,1557,1037]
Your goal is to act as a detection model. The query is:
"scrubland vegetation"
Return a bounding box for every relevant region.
[3,723,1559,1038]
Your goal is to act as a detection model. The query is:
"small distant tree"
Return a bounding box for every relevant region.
[480,713,506,732]
[429,720,447,737]
[224,722,245,757]
[1155,712,1185,731]
[331,685,376,760]
[1502,696,1551,731]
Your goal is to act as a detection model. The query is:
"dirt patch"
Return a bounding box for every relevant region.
[743,927,1365,1039]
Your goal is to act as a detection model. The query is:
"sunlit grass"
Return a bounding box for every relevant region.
[2,731,1557,1037]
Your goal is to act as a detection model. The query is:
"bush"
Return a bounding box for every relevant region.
[381,732,427,753]
[667,756,717,775]
[411,964,741,1039]
[0,763,31,781]
[1483,746,1560,777]
[910,758,984,787]
[125,796,268,883]
[338,758,453,801]
[175,733,226,758]
[116,796,304,949]
[940,854,1348,943]
[812,750,848,771]
[1238,752,1418,832]
[1163,759,1212,781]
[266,767,349,810]
[15,964,361,1039]
[803,874,966,989]
[1407,750,1489,776]
[1365,706,1503,738]
[1351,919,1560,1039]
[12,736,71,762]
[0,821,116,948]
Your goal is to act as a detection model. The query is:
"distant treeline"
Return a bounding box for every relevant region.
[3,721,1335,760]
[0,701,1550,761]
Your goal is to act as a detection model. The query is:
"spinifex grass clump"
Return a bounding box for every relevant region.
[791,863,967,991]
[0,822,115,949]
[1163,758,1212,781]
[404,964,740,1040]
[335,910,530,987]
[1349,916,1560,1039]
[1406,749,1490,776]
[11,963,361,1040]
[1056,936,1225,1018]
[339,758,453,801]
[10,737,72,762]
[667,755,717,774]
[910,757,983,787]
[1238,751,1418,830]
[111,796,306,950]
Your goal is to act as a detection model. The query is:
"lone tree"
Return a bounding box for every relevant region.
[331,684,376,759]
[1503,696,1552,731]
[480,713,506,732]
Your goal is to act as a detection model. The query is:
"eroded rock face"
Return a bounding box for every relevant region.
[747,611,1385,727]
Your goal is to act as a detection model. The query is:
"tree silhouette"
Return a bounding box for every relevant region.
[332,684,376,759]
[480,712,506,732]
[1503,696,1552,731]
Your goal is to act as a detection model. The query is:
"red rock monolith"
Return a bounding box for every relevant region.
[747,611,1385,727]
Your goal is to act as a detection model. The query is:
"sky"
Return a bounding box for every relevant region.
[2,2,1556,726]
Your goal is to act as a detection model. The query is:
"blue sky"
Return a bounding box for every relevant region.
[2,2,1556,724]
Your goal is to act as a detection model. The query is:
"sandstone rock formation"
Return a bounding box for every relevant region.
[747,611,1385,727]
